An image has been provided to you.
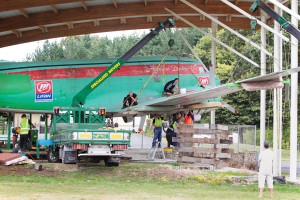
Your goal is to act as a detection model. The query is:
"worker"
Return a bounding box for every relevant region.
[258,140,274,198]
[184,110,194,124]
[164,78,179,95]
[166,113,179,147]
[122,91,138,108]
[151,114,163,148]
[19,114,35,152]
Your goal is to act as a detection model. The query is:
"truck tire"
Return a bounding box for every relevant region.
[104,157,119,167]
[47,146,60,163]
[87,157,101,163]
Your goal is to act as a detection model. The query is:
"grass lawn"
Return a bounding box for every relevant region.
[0,162,299,200]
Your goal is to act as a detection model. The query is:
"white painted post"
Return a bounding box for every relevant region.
[210,21,217,125]
[260,13,266,153]
[290,0,298,182]
[272,3,281,177]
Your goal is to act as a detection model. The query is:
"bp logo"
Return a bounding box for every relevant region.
[35,80,53,102]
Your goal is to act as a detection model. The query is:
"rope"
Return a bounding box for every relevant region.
[170,47,204,88]
[128,50,172,108]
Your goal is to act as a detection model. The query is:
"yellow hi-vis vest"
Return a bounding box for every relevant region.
[154,118,162,127]
[20,118,29,135]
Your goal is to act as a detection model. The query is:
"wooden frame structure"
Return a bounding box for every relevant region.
[0,0,259,47]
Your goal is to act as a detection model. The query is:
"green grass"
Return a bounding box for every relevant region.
[0,163,299,200]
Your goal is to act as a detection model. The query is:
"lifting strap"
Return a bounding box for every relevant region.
[128,50,172,108]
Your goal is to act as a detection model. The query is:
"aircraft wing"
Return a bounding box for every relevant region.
[108,67,300,117]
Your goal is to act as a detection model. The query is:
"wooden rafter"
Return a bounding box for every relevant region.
[66,22,74,29]
[93,19,100,26]
[19,9,29,18]
[39,25,48,33]
[11,30,22,38]
[112,0,117,8]
[0,1,250,34]
[120,18,126,24]
[81,1,88,11]
[199,15,205,21]
[146,16,152,22]
[50,5,59,14]
[0,0,77,12]
[226,15,232,22]
[0,16,255,48]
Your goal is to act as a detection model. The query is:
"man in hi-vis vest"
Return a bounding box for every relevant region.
[151,114,163,148]
[19,114,34,152]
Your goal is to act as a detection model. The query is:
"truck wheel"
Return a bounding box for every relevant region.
[87,157,101,163]
[47,146,60,163]
[104,157,119,167]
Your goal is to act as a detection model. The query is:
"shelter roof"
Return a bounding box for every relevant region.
[0,0,263,47]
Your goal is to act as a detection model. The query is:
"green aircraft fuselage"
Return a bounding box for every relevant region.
[0,56,219,112]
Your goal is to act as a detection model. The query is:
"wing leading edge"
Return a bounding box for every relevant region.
[110,67,300,116]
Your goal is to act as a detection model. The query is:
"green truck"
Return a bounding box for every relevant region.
[46,107,131,166]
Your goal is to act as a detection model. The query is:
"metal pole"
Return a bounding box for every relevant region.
[238,125,240,152]
[180,0,272,56]
[267,0,300,21]
[254,125,257,151]
[165,8,260,68]
[7,113,11,150]
[45,114,48,140]
[219,0,289,42]
[260,13,267,153]
[290,0,298,182]
[273,3,281,176]
[210,20,217,125]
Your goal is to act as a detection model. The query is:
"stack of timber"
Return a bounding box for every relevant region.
[173,124,233,169]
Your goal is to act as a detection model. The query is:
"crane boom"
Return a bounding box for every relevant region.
[250,0,300,40]
[72,19,175,107]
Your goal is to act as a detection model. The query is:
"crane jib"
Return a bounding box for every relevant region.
[90,59,124,89]
[71,18,175,107]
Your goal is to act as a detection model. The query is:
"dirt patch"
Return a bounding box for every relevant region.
[0,164,62,177]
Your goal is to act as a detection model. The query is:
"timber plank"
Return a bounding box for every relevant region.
[173,137,219,144]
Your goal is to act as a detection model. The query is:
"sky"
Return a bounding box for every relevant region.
[0,30,145,62]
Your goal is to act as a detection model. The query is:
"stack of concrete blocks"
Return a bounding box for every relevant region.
[173,124,233,169]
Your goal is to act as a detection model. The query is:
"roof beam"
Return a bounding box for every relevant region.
[12,30,22,38]
[0,1,253,33]
[166,8,260,68]
[19,9,29,18]
[0,0,79,12]
[219,0,289,42]
[0,16,256,48]
[81,1,88,11]
[50,5,59,14]
[66,22,74,29]
[112,0,118,8]
[39,25,48,33]
[120,18,126,24]
[179,0,273,56]
[93,20,100,26]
